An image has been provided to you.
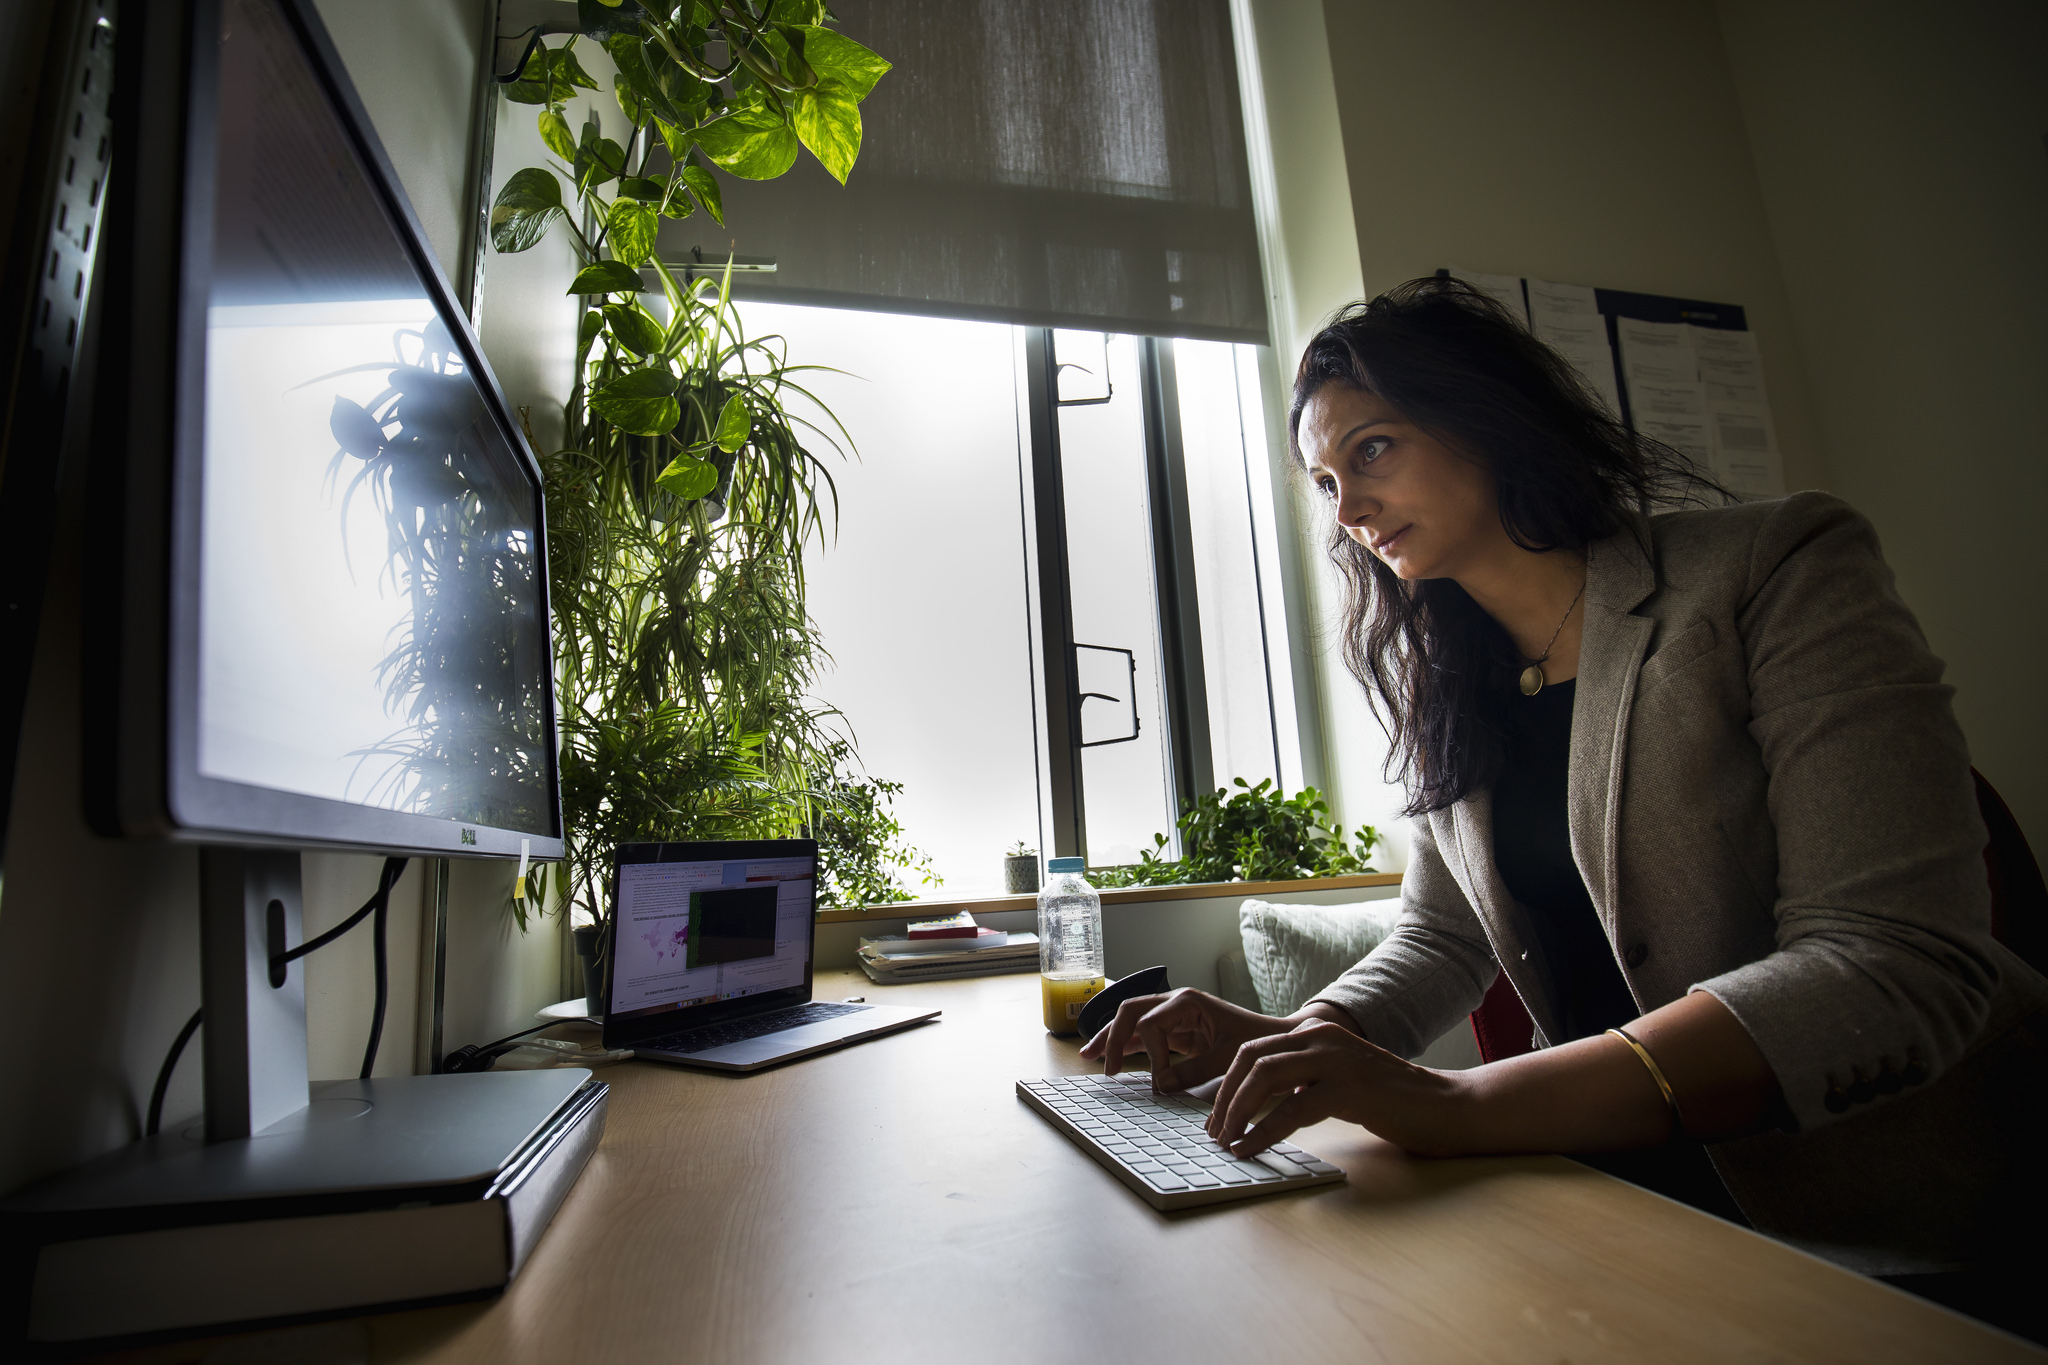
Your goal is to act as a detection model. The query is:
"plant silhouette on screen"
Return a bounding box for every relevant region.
[313,315,553,837]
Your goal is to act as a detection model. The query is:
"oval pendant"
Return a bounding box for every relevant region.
[1519,664,1545,696]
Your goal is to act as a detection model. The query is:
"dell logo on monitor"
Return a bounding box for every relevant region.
[460,828,477,846]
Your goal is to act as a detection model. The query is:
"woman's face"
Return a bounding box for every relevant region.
[1296,385,1505,582]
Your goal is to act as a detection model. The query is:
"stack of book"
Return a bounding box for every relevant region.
[857,913,1039,984]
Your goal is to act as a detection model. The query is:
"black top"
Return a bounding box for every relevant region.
[1490,679,1639,1042]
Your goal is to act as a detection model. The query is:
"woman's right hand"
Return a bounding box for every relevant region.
[1077,988,1299,1092]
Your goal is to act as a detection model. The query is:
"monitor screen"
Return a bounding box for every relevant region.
[95,0,562,853]
[611,853,818,1021]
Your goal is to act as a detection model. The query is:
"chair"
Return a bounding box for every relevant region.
[1467,768,2047,1064]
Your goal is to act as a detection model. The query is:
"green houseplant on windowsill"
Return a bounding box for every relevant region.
[489,1,935,934]
[1090,779,1379,890]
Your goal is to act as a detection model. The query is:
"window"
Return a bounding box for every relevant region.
[742,300,1295,896]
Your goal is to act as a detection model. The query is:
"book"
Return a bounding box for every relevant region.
[859,926,1009,956]
[905,911,978,940]
[857,931,1039,984]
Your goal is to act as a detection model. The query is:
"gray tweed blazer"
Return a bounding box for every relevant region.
[1313,491,2048,1275]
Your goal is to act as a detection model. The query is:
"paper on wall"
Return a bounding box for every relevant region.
[1708,405,1784,500]
[1447,267,1529,327]
[1524,278,1620,419]
[1689,325,1768,408]
[1616,318,1699,387]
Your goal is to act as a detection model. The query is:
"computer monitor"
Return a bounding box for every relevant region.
[87,0,562,861]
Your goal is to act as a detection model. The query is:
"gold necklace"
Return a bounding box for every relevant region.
[1518,580,1586,697]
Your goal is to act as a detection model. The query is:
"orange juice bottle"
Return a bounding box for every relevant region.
[1038,857,1103,1036]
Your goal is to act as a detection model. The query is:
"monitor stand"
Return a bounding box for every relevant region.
[0,849,608,1348]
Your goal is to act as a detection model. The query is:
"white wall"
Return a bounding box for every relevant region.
[1235,0,1406,870]
[1717,0,2048,855]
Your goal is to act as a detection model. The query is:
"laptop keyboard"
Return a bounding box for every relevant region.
[641,1001,867,1055]
[1017,1072,1345,1211]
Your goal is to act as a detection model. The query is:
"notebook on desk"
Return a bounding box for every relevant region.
[602,839,939,1071]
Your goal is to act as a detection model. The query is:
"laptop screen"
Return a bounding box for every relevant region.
[609,841,817,1026]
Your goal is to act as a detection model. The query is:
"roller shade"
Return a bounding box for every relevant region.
[658,0,1268,343]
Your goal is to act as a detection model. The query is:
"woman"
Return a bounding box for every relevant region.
[1080,277,2046,1282]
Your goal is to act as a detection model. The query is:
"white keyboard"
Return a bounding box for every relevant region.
[1017,1072,1346,1210]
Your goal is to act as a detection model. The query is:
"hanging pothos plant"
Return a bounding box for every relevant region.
[488,0,935,928]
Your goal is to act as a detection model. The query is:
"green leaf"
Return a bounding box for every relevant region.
[797,27,891,100]
[590,366,680,435]
[567,259,645,295]
[654,118,689,161]
[693,116,799,180]
[490,168,564,253]
[577,307,605,361]
[574,127,627,189]
[655,451,719,500]
[607,199,659,267]
[602,302,664,356]
[556,44,602,91]
[679,160,723,226]
[503,44,556,105]
[538,109,577,161]
[793,82,861,184]
[616,175,664,202]
[712,393,752,453]
[607,35,681,125]
[771,0,828,23]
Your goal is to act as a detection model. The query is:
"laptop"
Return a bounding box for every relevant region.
[601,839,939,1071]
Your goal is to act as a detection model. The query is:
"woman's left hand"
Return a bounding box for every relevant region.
[1206,1018,1472,1157]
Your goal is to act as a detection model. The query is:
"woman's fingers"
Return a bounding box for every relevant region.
[1081,992,1170,1072]
[1210,1041,1326,1146]
[1230,1087,1337,1157]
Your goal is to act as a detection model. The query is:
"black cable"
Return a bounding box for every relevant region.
[277,856,406,970]
[144,1008,204,1137]
[360,878,390,1079]
[439,1022,559,1074]
[144,857,409,1133]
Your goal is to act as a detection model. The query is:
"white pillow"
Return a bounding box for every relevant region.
[1239,898,1402,1016]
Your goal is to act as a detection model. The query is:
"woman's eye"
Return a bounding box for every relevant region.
[1358,436,1391,464]
[1315,476,1337,500]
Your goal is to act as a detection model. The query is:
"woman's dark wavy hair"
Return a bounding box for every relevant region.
[1288,276,1715,817]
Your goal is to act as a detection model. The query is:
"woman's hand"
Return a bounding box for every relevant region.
[1078,988,1296,1091]
[1206,1019,1471,1157]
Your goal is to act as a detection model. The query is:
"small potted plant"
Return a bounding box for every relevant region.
[1004,842,1041,895]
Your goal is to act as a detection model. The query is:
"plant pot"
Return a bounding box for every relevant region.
[572,923,605,1016]
[1004,854,1041,895]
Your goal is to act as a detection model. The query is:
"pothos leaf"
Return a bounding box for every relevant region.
[793,81,861,184]
[607,198,660,267]
[679,159,723,226]
[490,167,564,253]
[601,302,665,357]
[555,43,603,91]
[538,109,577,162]
[655,450,719,500]
[590,366,680,435]
[712,393,752,453]
[693,116,799,180]
[577,308,606,361]
[796,26,891,100]
[567,259,645,295]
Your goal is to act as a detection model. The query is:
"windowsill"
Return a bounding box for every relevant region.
[814,871,1402,924]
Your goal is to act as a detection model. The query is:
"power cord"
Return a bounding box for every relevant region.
[438,1022,560,1074]
[144,857,410,1136]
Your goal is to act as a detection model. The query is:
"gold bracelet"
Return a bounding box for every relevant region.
[1607,1026,1687,1134]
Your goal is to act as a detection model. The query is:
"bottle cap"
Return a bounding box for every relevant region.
[1046,857,1086,875]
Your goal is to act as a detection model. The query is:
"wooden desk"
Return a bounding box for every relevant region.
[99,970,2041,1364]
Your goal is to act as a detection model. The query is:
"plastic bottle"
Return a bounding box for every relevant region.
[1038,857,1105,1034]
